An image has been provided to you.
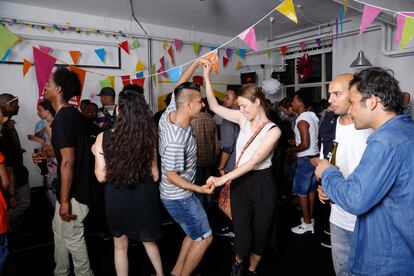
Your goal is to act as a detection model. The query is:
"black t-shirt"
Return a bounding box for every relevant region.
[51,106,91,205]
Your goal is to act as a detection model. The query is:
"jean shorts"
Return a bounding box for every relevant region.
[292,156,317,196]
[162,194,212,241]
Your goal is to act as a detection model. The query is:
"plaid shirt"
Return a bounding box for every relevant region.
[190,112,217,167]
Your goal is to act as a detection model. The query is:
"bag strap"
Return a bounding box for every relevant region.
[234,120,271,168]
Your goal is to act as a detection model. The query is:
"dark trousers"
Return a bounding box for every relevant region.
[230,169,276,257]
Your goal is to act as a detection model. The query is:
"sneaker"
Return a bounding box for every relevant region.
[323,229,331,235]
[230,260,243,276]
[321,242,332,248]
[291,222,314,234]
[301,217,315,227]
[215,227,235,238]
[246,270,257,276]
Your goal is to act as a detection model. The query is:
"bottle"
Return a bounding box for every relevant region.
[326,141,338,204]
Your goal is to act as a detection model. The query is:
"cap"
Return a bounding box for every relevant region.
[98,87,115,97]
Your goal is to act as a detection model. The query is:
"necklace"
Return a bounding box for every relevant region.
[55,103,69,114]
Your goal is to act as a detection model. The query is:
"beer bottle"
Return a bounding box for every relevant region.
[325,141,338,204]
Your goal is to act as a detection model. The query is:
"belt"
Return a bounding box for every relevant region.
[306,154,319,158]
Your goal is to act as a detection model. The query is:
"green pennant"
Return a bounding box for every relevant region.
[192,42,201,56]
[130,38,140,49]
[400,17,414,49]
[267,49,272,58]
[150,65,157,87]
[0,25,20,60]
[100,79,112,89]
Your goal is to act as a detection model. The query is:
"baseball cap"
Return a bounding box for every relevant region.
[98,87,115,97]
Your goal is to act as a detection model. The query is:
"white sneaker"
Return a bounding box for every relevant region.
[323,229,331,235]
[301,217,315,227]
[291,222,314,234]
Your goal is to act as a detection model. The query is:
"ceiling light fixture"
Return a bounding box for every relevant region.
[350,50,372,67]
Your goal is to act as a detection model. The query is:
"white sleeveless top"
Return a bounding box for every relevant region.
[235,118,276,170]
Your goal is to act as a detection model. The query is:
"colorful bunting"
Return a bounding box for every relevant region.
[360,4,382,34]
[130,38,140,49]
[226,48,233,59]
[316,38,321,47]
[344,0,348,14]
[135,60,145,72]
[210,46,218,52]
[121,75,131,86]
[401,16,414,49]
[205,50,218,74]
[150,65,157,86]
[223,56,229,67]
[235,49,246,58]
[33,47,56,97]
[168,46,175,65]
[39,45,51,54]
[192,42,201,56]
[95,48,105,63]
[22,59,32,76]
[275,0,298,24]
[300,42,305,50]
[281,46,287,57]
[238,27,257,51]
[167,67,182,83]
[158,57,168,79]
[69,66,86,107]
[100,79,112,89]
[119,40,129,54]
[174,39,183,52]
[235,60,242,70]
[136,72,144,79]
[131,77,145,88]
[162,41,168,49]
[1,49,11,62]
[69,50,81,65]
[267,49,272,58]
[396,13,414,43]
[0,24,20,60]
[339,7,344,33]
[107,76,115,88]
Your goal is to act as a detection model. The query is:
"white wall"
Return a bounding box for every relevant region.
[0,1,242,187]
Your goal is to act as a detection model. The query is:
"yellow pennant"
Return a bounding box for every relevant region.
[275,0,298,24]
[135,60,145,72]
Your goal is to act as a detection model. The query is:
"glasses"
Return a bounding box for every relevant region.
[6,96,18,105]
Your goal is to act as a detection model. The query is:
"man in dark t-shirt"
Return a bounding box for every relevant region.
[33,67,93,276]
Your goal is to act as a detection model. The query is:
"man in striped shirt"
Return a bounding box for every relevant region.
[158,60,214,276]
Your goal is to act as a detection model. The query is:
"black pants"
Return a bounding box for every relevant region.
[230,168,276,257]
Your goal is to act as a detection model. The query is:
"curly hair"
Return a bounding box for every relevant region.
[103,90,157,186]
[53,66,81,101]
[349,67,404,114]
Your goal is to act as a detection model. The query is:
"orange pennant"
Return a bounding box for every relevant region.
[203,51,219,74]
[22,59,32,77]
[168,46,175,65]
[69,66,86,107]
[69,50,81,65]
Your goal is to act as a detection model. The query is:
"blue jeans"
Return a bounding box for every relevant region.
[292,156,317,196]
[330,222,353,276]
[0,233,8,273]
[162,194,212,241]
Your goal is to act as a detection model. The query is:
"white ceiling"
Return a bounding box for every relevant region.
[3,0,414,39]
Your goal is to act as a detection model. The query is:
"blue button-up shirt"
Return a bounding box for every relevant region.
[322,115,414,275]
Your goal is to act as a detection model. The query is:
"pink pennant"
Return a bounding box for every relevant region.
[238,27,257,51]
[174,39,183,52]
[119,40,129,54]
[300,42,305,50]
[33,47,56,97]
[121,75,131,87]
[360,4,382,34]
[396,13,414,43]
[39,45,52,54]
[158,57,168,78]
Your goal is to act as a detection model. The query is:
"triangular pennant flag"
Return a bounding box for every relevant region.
[33,47,56,97]
[235,60,242,70]
[205,50,218,74]
[130,38,140,49]
[316,38,321,47]
[121,75,131,87]
[150,65,157,86]
[168,46,175,65]
[69,66,86,107]
[39,45,52,54]
[174,39,183,52]
[223,56,229,67]
[339,6,344,33]
[267,49,272,58]
[210,46,218,52]
[344,0,348,14]
[193,76,203,86]
[281,46,288,57]
[401,16,414,49]
[235,49,246,58]
[192,42,201,56]
[108,76,115,88]
[131,77,145,88]
[238,27,257,51]
[396,13,414,43]
[300,42,305,50]
[158,57,168,79]
[1,49,11,62]
[136,72,144,79]
[167,67,182,83]
[360,4,382,34]
[226,48,233,59]
[275,0,298,24]
[335,17,339,40]
[22,59,32,77]
[135,60,145,72]
[162,41,168,49]
[0,24,20,60]
[69,50,81,65]
[100,79,112,89]
[119,40,129,54]
[95,48,105,63]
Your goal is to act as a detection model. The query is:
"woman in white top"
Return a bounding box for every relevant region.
[202,60,281,276]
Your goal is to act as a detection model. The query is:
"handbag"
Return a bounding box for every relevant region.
[218,120,271,220]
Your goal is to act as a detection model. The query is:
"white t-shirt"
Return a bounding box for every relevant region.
[330,118,373,231]
[294,111,319,157]
[236,118,276,170]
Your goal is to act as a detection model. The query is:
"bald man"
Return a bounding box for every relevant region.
[314,74,372,275]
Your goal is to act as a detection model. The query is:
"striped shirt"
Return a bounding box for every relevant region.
[158,94,196,200]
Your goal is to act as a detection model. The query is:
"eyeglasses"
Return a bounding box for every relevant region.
[6,96,18,105]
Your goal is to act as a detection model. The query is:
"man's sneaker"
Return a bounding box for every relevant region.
[301,217,315,227]
[291,222,314,234]
[246,270,257,276]
[230,260,243,276]
[321,241,332,248]
[215,227,235,238]
[323,229,331,235]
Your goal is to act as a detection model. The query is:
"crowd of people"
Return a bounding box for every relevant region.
[0,61,413,276]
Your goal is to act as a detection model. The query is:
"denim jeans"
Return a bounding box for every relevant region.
[0,233,8,273]
[292,157,317,196]
[330,222,353,276]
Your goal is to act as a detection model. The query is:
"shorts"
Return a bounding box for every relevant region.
[162,194,212,241]
[292,156,317,196]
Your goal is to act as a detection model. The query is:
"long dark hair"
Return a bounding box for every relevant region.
[103,90,157,186]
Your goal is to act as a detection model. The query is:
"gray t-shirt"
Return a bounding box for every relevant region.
[158,94,196,200]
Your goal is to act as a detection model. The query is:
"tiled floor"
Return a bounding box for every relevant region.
[3,188,335,276]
